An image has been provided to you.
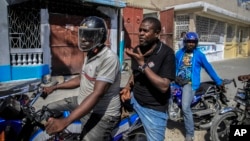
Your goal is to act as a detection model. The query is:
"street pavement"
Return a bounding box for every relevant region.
[1,56,249,141]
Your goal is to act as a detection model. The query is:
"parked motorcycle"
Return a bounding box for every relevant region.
[0,79,146,141]
[210,75,250,141]
[168,78,235,130]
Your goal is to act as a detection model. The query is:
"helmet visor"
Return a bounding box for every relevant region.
[78,27,104,51]
[185,40,197,44]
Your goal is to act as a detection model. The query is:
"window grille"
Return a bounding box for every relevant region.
[175,15,189,39]
[196,16,226,43]
[8,7,42,66]
[226,24,236,42]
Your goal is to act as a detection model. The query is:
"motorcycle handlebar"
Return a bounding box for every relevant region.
[22,105,62,130]
[223,78,237,88]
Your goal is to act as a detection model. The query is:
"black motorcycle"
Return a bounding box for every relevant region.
[210,75,250,141]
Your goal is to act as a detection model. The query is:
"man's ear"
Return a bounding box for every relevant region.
[155,30,160,38]
[156,29,161,34]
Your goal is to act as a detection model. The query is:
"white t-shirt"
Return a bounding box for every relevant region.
[178,37,184,50]
[77,46,121,117]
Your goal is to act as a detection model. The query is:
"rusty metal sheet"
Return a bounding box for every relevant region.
[123,7,143,59]
[50,14,85,75]
[160,8,174,49]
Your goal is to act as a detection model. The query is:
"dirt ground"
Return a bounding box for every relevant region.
[165,120,210,141]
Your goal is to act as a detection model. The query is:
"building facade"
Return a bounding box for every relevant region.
[123,0,250,61]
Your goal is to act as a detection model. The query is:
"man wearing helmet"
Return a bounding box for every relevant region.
[175,32,223,141]
[120,17,176,141]
[43,16,121,141]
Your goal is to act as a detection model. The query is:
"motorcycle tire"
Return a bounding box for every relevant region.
[210,112,237,141]
[29,122,81,141]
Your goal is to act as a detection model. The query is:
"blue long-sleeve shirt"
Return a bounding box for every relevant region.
[176,48,222,90]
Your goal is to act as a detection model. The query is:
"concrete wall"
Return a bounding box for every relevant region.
[0,0,11,81]
[41,9,51,72]
[0,0,10,65]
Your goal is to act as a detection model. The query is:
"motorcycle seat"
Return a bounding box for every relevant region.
[195,81,216,95]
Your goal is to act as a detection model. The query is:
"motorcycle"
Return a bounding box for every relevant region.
[168,78,235,130]
[0,79,146,141]
[210,75,250,141]
[0,78,43,141]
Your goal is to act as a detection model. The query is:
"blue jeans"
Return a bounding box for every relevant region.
[182,84,195,138]
[47,96,120,141]
[130,95,168,141]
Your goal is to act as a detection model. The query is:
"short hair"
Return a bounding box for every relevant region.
[142,17,161,33]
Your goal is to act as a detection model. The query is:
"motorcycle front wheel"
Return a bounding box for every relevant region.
[210,112,237,141]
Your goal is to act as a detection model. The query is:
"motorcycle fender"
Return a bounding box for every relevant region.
[219,107,236,115]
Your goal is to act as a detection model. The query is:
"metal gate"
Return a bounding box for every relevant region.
[8,7,42,66]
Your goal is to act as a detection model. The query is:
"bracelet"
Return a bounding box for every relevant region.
[138,63,148,73]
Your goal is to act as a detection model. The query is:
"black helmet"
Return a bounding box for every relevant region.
[78,16,107,51]
[183,32,199,48]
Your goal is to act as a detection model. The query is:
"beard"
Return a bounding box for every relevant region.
[185,45,196,53]
[139,40,157,54]
[185,48,194,53]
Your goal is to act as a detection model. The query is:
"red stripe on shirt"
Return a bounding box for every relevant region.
[82,72,96,81]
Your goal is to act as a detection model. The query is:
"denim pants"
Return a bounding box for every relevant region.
[47,96,120,141]
[130,95,168,141]
[182,84,195,138]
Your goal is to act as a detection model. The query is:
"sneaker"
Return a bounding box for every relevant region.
[185,136,194,141]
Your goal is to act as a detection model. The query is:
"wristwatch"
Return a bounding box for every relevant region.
[138,63,148,73]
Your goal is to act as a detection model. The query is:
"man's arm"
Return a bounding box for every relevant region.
[124,74,134,89]
[126,47,175,93]
[201,54,223,85]
[120,75,134,102]
[43,75,81,95]
[45,80,111,135]
[65,80,110,124]
[143,65,172,93]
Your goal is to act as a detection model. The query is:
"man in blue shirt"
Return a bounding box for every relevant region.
[175,32,223,141]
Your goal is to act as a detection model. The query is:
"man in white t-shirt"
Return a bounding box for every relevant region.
[178,31,186,50]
